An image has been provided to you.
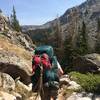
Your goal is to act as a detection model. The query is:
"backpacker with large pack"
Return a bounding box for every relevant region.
[31,45,60,90]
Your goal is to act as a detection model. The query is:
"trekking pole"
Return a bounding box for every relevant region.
[35,64,44,100]
[39,64,44,97]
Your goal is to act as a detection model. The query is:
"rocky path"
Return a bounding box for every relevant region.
[58,89,65,100]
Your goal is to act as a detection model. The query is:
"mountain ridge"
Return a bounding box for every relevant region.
[22,0,100,29]
[21,0,88,31]
[22,0,100,51]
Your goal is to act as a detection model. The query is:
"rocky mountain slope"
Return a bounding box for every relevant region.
[22,24,51,32]
[0,10,37,100]
[22,0,100,51]
[60,0,100,51]
[0,11,36,84]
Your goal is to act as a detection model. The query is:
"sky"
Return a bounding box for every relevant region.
[0,0,86,25]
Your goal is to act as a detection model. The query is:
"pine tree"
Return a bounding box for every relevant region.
[97,18,100,32]
[76,21,88,55]
[95,37,100,53]
[62,36,78,72]
[54,16,63,48]
[63,37,73,66]
[95,18,100,53]
[10,6,21,32]
[0,9,2,13]
[62,8,79,67]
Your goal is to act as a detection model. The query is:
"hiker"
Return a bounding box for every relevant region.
[31,46,63,100]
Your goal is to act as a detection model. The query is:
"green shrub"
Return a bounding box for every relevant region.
[69,72,100,93]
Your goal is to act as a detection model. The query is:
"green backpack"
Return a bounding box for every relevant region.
[35,45,54,58]
[34,46,59,88]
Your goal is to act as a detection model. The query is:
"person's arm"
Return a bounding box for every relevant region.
[57,61,64,76]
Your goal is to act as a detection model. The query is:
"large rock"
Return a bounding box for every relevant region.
[11,92,22,100]
[73,53,100,73]
[16,80,32,92]
[15,80,32,99]
[0,50,31,84]
[67,92,100,100]
[0,72,15,91]
[0,91,16,100]
[60,75,70,85]
[60,75,81,90]
[67,81,81,90]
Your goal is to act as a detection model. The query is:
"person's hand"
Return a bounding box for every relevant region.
[58,68,64,77]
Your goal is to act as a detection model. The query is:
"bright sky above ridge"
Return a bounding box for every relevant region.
[0,0,86,25]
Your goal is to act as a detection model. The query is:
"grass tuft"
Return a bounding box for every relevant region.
[69,71,100,93]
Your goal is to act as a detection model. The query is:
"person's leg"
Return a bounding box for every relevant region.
[50,89,58,100]
[41,86,51,100]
